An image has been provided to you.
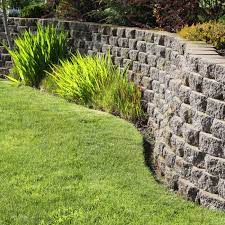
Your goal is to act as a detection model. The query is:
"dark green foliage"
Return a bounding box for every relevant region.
[155,0,199,32]
[90,0,156,27]
[7,0,42,9]
[20,3,46,18]
[198,0,225,22]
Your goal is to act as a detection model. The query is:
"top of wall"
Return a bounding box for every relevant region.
[7,17,225,84]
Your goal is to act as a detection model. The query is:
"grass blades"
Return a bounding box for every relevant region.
[8,24,68,88]
[50,53,144,122]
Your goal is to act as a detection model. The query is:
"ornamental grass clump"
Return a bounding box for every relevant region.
[50,53,144,122]
[178,21,225,50]
[8,24,68,88]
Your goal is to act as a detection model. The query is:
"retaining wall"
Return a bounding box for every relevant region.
[4,17,225,210]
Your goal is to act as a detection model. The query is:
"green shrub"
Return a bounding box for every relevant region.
[178,21,225,49]
[20,3,46,18]
[8,24,68,88]
[50,53,144,122]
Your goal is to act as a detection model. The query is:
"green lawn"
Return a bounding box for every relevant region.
[0,80,225,225]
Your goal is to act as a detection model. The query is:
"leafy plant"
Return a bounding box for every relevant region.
[198,0,225,22]
[154,0,199,32]
[20,3,46,18]
[8,24,68,88]
[50,52,144,122]
[178,21,225,50]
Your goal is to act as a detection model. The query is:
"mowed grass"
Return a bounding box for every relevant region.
[0,80,225,225]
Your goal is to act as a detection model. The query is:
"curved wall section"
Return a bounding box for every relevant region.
[6,17,225,209]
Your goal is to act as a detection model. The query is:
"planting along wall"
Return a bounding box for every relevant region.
[3,17,225,210]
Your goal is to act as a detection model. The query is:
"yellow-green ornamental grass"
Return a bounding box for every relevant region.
[50,53,144,122]
[178,21,225,50]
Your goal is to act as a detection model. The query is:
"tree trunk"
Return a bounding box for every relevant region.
[1,0,13,50]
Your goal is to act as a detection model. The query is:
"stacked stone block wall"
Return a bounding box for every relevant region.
[4,17,225,209]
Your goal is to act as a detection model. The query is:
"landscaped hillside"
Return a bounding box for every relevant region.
[0,80,225,225]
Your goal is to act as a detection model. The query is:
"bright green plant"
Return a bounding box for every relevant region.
[50,52,144,122]
[8,24,68,88]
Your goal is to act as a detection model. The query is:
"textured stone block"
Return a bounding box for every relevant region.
[138,52,147,63]
[165,48,172,60]
[111,46,121,57]
[192,111,213,133]
[178,178,199,201]
[137,41,146,52]
[196,170,219,194]
[149,67,159,81]
[152,80,160,94]
[133,61,141,73]
[109,36,118,46]
[211,119,225,140]
[101,35,109,44]
[183,144,205,168]
[175,157,192,178]
[198,59,216,78]
[188,72,203,92]
[158,71,166,84]
[102,44,112,53]
[182,123,200,146]
[191,167,204,186]
[199,132,223,157]
[179,103,193,124]
[143,89,154,103]
[114,57,123,66]
[205,155,225,179]
[135,30,145,40]
[144,32,154,42]
[147,102,156,117]
[147,55,158,67]
[141,76,153,89]
[140,64,150,76]
[120,48,129,59]
[206,98,225,120]
[159,84,166,99]
[125,28,136,38]
[117,27,125,37]
[164,147,176,168]
[202,78,224,99]
[165,167,179,190]
[190,91,207,112]
[93,42,102,51]
[178,85,191,104]
[218,179,225,199]
[171,135,185,157]
[146,43,157,55]
[155,45,166,57]
[154,34,165,45]
[156,58,166,70]
[129,50,138,61]
[168,79,182,94]
[110,27,117,36]
[129,39,137,49]
[123,59,132,69]
[169,116,184,137]
[118,38,129,48]
[197,190,225,210]
[98,25,111,35]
